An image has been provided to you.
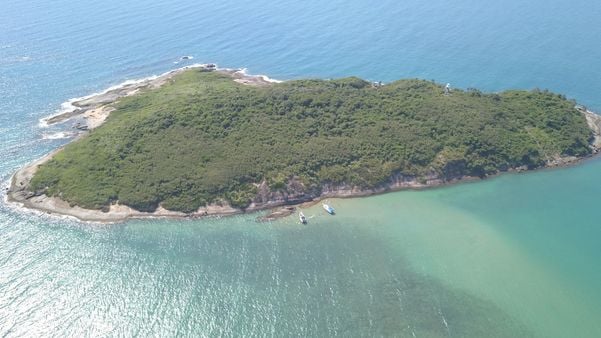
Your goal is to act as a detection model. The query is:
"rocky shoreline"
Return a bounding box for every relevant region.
[40,64,275,130]
[6,68,601,223]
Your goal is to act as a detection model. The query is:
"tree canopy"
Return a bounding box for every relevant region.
[30,70,592,212]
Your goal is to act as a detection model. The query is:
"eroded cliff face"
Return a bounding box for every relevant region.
[248,171,446,211]
[250,178,314,210]
[248,109,601,211]
[584,110,601,152]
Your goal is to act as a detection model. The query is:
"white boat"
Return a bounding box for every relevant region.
[299,212,307,224]
[322,203,335,215]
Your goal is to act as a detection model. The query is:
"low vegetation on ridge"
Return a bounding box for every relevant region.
[30,69,593,212]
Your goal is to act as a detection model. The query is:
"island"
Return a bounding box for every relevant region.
[8,65,601,221]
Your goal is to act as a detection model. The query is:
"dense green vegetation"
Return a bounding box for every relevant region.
[30,69,592,212]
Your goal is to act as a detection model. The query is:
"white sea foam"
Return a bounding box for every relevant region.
[3,173,113,225]
[234,67,282,83]
[2,180,11,205]
[41,131,77,140]
[259,75,283,83]
[38,63,281,128]
[38,69,178,128]
[2,190,98,224]
[38,100,80,128]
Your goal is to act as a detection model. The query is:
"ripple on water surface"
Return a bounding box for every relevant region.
[0,209,535,337]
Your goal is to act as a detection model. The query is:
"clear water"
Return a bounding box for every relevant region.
[1,0,601,336]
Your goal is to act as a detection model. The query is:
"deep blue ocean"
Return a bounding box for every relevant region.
[2,0,601,336]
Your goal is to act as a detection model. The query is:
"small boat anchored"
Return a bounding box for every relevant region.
[299,212,307,224]
[322,203,335,215]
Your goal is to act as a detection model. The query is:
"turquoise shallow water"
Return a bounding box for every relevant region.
[2,0,601,336]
